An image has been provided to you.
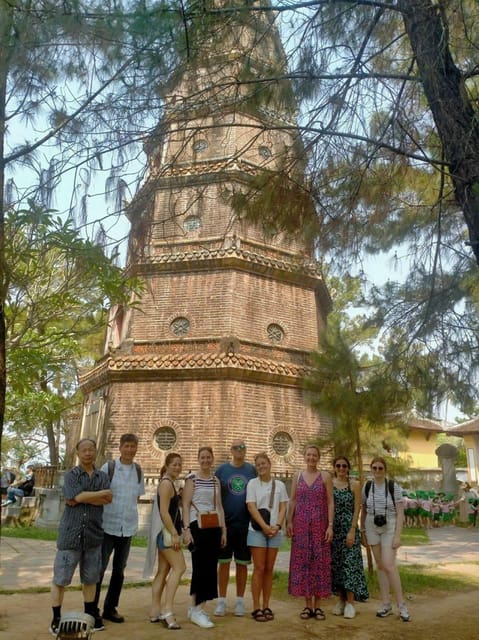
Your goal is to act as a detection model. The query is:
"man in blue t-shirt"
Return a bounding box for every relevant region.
[214,440,256,617]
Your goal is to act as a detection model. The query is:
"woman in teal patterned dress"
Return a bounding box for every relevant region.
[331,456,368,619]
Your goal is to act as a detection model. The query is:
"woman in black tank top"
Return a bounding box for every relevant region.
[149,453,186,629]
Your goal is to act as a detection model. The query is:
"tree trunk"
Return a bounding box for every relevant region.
[40,376,58,466]
[355,422,373,573]
[399,0,479,265]
[0,0,14,443]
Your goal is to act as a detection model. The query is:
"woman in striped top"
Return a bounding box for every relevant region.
[182,447,226,628]
[360,457,410,622]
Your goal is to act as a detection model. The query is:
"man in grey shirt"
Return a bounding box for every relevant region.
[49,438,112,636]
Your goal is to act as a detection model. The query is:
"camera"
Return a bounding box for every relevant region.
[374,514,387,527]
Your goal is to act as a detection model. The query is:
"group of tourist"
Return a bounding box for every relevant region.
[48,435,411,636]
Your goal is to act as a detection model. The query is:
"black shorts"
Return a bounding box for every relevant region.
[218,526,251,565]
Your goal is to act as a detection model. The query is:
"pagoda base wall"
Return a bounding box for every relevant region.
[96,378,332,475]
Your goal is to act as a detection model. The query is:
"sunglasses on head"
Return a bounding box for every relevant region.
[232,444,246,451]
[335,463,348,468]
[372,466,384,471]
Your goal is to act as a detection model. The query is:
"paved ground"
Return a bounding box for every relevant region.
[1,525,478,590]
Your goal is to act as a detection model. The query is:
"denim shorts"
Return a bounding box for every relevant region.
[52,545,102,586]
[247,528,282,549]
[156,530,171,550]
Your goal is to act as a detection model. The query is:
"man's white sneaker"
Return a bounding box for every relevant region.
[399,603,411,622]
[234,600,245,617]
[214,600,227,616]
[190,609,215,628]
[344,603,356,619]
[332,601,345,616]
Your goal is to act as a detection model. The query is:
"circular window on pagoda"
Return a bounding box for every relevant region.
[267,323,284,343]
[170,316,190,336]
[184,215,202,232]
[154,426,177,451]
[272,431,293,456]
[259,145,272,159]
[192,139,208,152]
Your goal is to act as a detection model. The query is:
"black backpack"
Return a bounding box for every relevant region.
[365,479,396,506]
[107,459,142,483]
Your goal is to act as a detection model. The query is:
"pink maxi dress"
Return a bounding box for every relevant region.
[288,472,332,598]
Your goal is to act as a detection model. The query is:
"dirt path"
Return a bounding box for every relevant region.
[2,582,479,640]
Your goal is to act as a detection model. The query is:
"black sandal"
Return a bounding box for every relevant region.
[263,608,274,621]
[300,607,313,620]
[314,608,326,620]
[251,609,267,622]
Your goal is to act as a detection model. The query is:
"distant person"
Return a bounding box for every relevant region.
[94,434,145,625]
[287,444,333,621]
[331,456,368,619]
[182,446,226,628]
[461,482,479,528]
[49,438,112,636]
[214,440,256,617]
[246,452,288,622]
[1,467,16,498]
[2,466,35,506]
[462,482,479,498]
[144,452,186,628]
[360,456,410,622]
[466,497,479,528]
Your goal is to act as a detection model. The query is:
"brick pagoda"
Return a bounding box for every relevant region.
[79,3,332,475]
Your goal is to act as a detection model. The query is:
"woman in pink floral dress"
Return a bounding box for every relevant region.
[287,444,334,620]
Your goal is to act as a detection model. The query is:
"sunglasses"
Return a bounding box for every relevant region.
[232,445,246,451]
[335,463,348,469]
[372,466,385,471]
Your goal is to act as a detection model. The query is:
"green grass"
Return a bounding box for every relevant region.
[280,535,291,551]
[272,564,479,600]
[0,525,427,547]
[1,526,58,541]
[0,526,148,547]
[365,564,479,597]
[131,535,147,547]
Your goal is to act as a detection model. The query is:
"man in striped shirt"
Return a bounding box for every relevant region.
[49,438,112,636]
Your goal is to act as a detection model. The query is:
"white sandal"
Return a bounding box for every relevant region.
[163,612,181,630]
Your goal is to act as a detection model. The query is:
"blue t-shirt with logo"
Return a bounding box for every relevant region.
[215,462,257,528]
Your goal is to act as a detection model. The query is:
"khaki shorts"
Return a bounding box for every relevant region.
[365,515,396,547]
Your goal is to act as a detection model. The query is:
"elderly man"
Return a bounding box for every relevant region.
[214,440,256,616]
[49,438,112,636]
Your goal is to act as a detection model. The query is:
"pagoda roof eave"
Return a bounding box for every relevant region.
[79,352,313,394]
